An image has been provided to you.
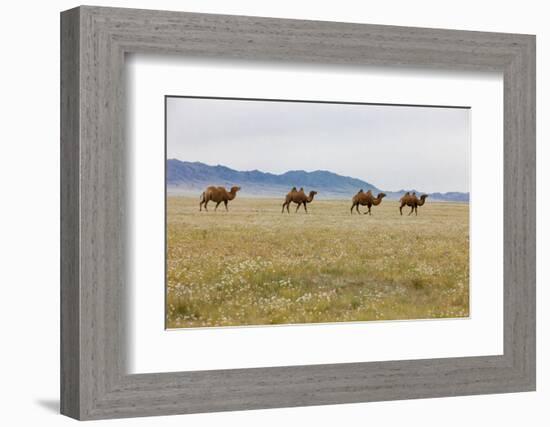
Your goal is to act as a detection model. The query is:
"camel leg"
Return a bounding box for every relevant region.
[356,204,361,214]
[281,202,286,214]
[204,200,209,212]
[408,206,414,216]
[303,203,308,214]
[415,206,418,216]
[399,203,403,215]
[224,200,228,211]
[215,201,221,211]
[350,204,355,214]
[199,201,203,211]
[295,202,301,213]
[286,203,290,214]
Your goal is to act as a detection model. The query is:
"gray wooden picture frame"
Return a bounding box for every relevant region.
[60,5,536,420]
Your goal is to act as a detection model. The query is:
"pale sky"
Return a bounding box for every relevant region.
[166,96,470,193]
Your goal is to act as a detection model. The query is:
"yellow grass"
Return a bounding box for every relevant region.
[166,196,469,328]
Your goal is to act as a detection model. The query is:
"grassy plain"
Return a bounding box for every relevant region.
[166,196,469,328]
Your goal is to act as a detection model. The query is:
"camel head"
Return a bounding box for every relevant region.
[230,186,241,194]
[306,190,318,202]
[416,194,428,206]
[372,192,386,206]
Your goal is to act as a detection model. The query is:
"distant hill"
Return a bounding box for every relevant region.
[167,159,469,202]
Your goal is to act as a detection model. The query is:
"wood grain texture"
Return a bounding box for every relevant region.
[60,6,536,420]
[60,7,80,419]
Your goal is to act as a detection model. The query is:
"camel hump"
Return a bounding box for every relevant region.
[291,186,297,192]
[358,189,363,193]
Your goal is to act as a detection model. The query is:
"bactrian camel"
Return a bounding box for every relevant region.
[399,192,428,216]
[199,186,241,211]
[281,187,317,213]
[350,189,386,215]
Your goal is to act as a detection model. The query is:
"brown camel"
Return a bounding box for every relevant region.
[199,186,241,211]
[399,193,428,216]
[281,187,317,213]
[350,189,386,215]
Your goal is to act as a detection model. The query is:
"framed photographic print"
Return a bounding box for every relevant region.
[61,6,535,420]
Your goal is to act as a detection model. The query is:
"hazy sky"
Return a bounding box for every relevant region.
[166,97,470,193]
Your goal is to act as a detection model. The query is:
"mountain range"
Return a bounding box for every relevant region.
[166,159,469,202]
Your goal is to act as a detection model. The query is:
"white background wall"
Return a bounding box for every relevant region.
[0,0,546,425]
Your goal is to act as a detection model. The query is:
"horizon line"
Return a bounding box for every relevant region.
[167,159,469,195]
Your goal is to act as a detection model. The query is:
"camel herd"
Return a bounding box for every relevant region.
[198,185,429,215]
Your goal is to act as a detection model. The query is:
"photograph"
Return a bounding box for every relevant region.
[165,96,471,329]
